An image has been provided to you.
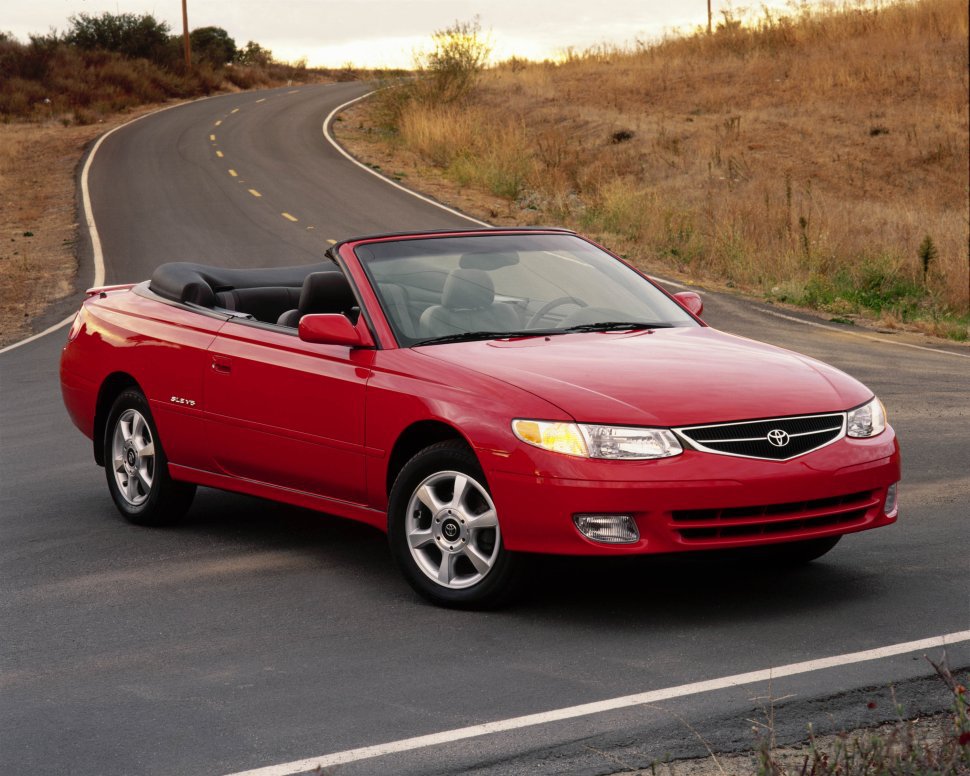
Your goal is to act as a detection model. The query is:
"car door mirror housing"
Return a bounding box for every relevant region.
[673,291,703,318]
[298,314,372,347]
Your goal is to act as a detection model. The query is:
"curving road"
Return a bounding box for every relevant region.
[1,82,968,776]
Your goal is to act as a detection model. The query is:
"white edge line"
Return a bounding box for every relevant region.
[0,314,77,355]
[322,91,492,228]
[0,92,237,357]
[224,629,970,776]
[652,275,690,290]
[760,309,970,359]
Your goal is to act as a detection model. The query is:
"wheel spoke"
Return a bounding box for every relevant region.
[415,484,443,513]
[136,439,155,458]
[407,528,434,550]
[465,508,497,530]
[136,466,153,494]
[462,544,491,575]
[437,552,458,585]
[132,414,146,443]
[449,474,469,508]
[113,456,126,474]
[125,474,139,501]
[119,418,132,443]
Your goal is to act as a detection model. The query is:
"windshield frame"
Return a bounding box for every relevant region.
[351,231,702,348]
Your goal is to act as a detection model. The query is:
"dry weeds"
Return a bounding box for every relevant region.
[337,0,970,339]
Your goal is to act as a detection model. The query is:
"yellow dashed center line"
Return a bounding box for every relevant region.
[215,120,222,126]
[248,189,262,197]
[327,239,337,244]
[209,134,216,141]
[287,90,300,94]
[229,169,238,177]
[256,98,266,103]
[281,213,298,222]
[231,108,240,114]
[216,150,224,158]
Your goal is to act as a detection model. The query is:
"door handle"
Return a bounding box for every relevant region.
[211,355,232,374]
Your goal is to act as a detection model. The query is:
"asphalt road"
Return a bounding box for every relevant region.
[1,82,968,776]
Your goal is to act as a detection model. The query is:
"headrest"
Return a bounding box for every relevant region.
[459,250,519,271]
[299,272,356,314]
[442,269,494,310]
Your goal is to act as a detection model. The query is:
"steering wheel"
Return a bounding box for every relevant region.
[527,296,588,328]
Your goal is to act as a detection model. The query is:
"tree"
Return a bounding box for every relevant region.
[417,18,491,103]
[190,26,236,66]
[236,40,272,67]
[65,12,170,64]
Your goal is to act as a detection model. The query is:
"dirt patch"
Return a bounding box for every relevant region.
[0,107,160,347]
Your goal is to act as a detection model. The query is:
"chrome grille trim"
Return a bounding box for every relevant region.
[674,412,847,461]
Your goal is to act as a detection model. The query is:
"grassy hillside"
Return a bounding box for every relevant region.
[343,0,969,339]
[0,29,358,125]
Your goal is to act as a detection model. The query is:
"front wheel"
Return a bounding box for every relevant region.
[387,441,522,608]
[104,389,195,526]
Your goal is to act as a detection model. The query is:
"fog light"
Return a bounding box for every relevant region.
[573,514,639,544]
[884,482,898,516]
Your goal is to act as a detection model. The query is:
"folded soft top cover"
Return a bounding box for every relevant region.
[149,260,338,307]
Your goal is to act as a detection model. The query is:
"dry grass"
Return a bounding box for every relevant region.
[340,0,970,339]
[641,660,969,775]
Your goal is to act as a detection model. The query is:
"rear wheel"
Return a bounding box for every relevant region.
[104,389,195,526]
[388,441,522,608]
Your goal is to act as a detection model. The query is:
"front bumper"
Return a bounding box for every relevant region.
[485,431,901,555]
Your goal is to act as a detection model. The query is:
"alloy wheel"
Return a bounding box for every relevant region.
[111,408,155,506]
[405,470,501,589]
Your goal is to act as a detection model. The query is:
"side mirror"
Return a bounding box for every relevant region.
[298,314,372,347]
[673,291,703,318]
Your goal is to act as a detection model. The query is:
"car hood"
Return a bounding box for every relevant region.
[414,328,872,426]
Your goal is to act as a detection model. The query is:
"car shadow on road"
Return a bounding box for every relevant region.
[180,489,881,628]
[510,549,880,628]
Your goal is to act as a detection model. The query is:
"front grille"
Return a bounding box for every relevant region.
[671,490,876,542]
[676,413,845,461]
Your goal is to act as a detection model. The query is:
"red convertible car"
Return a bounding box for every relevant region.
[61,228,900,607]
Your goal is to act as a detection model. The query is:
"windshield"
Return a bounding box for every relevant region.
[354,233,698,346]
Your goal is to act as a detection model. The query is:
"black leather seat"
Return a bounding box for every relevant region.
[277,272,357,328]
[214,287,301,322]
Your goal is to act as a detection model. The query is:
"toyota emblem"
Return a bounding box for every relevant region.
[767,429,790,447]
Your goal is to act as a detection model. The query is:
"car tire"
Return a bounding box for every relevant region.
[387,441,523,609]
[103,389,195,526]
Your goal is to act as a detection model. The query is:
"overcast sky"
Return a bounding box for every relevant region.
[5,0,802,68]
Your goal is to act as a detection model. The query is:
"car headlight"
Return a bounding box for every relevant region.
[512,419,682,460]
[846,397,887,438]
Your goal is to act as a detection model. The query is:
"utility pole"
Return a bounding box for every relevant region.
[707,0,713,34]
[182,0,192,68]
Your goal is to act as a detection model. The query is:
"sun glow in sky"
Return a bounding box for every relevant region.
[6,0,812,68]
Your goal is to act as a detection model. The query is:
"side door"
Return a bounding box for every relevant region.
[203,320,372,505]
